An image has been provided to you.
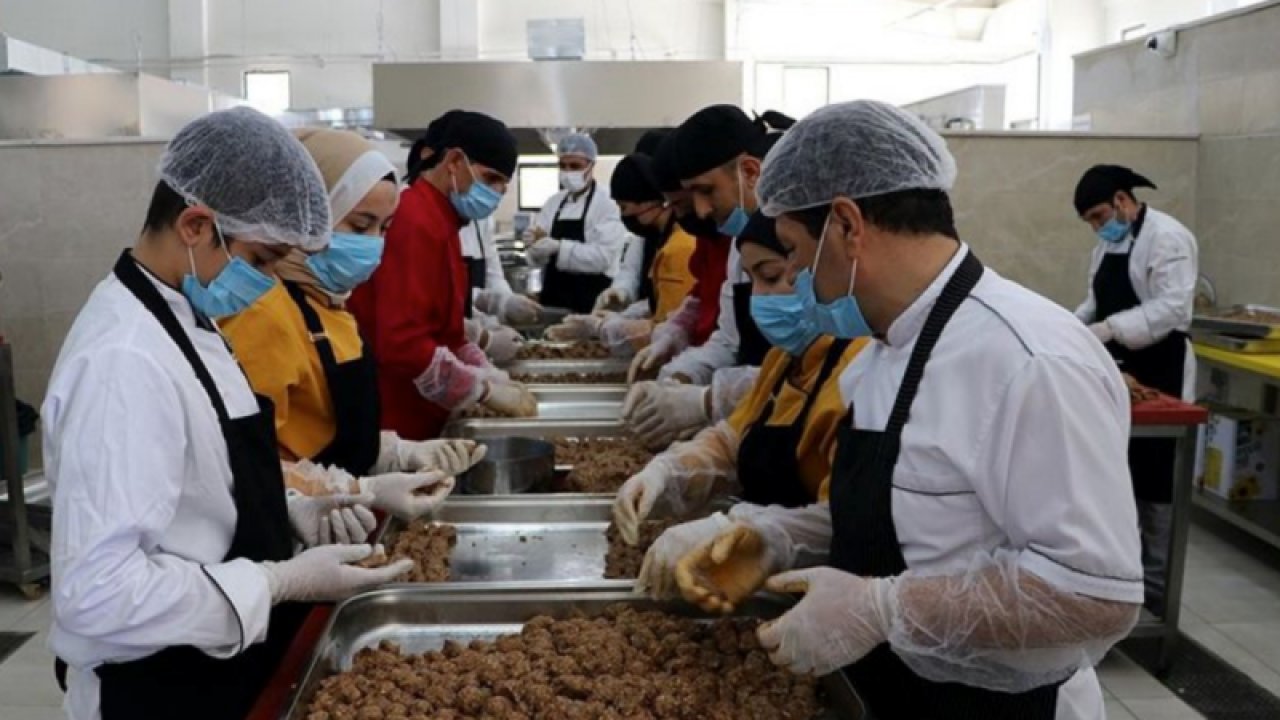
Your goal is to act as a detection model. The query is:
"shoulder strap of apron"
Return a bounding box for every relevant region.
[282,281,340,371]
[551,181,598,226]
[797,337,853,419]
[884,251,984,438]
[112,250,232,423]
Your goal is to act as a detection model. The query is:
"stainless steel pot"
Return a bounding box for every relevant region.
[460,436,555,494]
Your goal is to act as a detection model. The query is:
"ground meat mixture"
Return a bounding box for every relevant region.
[1214,306,1280,324]
[516,341,611,361]
[387,523,457,582]
[457,404,505,419]
[510,371,627,385]
[553,437,654,493]
[304,605,822,720]
[604,519,678,579]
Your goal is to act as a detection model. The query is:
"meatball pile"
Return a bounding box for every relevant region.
[387,523,457,583]
[516,341,611,361]
[554,438,654,493]
[305,605,822,720]
[510,371,627,385]
[604,519,678,579]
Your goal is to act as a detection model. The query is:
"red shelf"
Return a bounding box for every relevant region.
[1131,394,1209,427]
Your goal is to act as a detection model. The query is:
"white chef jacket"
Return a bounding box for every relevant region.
[659,242,743,384]
[43,264,274,720]
[609,230,647,300]
[839,244,1144,720]
[459,217,514,297]
[1074,206,1198,399]
[532,182,629,278]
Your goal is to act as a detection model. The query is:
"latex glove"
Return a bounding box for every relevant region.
[385,437,486,476]
[594,288,633,313]
[757,568,896,677]
[1089,321,1114,344]
[500,294,542,325]
[262,544,414,604]
[480,325,524,366]
[359,471,456,521]
[622,381,709,451]
[546,314,604,342]
[636,513,731,599]
[483,380,538,417]
[627,334,680,383]
[527,237,560,267]
[675,523,787,614]
[614,465,671,545]
[287,493,377,547]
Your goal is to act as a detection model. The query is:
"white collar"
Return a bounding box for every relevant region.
[883,243,970,348]
[133,257,203,330]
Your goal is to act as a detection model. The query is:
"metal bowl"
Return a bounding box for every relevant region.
[460,436,555,495]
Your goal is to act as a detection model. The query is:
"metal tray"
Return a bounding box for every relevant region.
[282,589,866,720]
[1193,304,1280,339]
[1192,331,1280,354]
[445,418,628,440]
[506,357,631,377]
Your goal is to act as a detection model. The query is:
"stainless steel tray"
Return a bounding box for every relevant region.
[506,357,631,377]
[1192,331,1280,354]
[282,589,866,720]
[445,418,628,440]
[1193,304,1280,339]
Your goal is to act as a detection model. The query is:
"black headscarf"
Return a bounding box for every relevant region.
[610,154,663,204]
[635,128,673,157]
[406,109,464,180]
[671,106,796,181]
[437,111,519,178]
[735,211,785,257]
[1074,165,1157,216]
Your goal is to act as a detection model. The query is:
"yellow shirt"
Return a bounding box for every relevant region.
[726,335,869,501]
[221,282,364,461]
[652,226,697,323]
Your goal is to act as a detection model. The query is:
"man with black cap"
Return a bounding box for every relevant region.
[1073,164,1198,614]
[350,111,537,441]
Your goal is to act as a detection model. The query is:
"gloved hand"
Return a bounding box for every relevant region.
[600,316,652,358]
[546,314,604,342]
[527,237,560,267]
[483,380,538,417]
[636,513,731,599]
[757,568,896,676]
[627,334,680,383]
[379,436,486,476]
[262,544,414,604]
[622,381,709,451]
[499,294,542,325]
[675,523,787,614]
[613,465,671,545]
[594,288,633,313]
[287,492,377,547]
[358,471,456,520]
[479,325,524,365]
[1089,321,1114,344]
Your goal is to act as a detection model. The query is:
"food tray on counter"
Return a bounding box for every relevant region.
[1191,331,1280,354]
[445,418,628,441]
[281,589,867,720]
[1192,305,1280,339]
[455,385,626,423]
[506,358,631,384]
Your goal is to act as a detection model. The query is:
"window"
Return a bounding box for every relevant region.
[517,163,561,211]
[782,67,829,120]
[244,71,291,115]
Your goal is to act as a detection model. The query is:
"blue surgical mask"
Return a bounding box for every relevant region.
[797,211,873,339]
[1096,214,1131,244]
[750,292,821,356]
[717,163,750,237]
[181,237,275,319]
[306,232,385,293]
[450,158,503,220]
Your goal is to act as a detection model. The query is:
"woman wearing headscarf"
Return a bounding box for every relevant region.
[222,128,483,522]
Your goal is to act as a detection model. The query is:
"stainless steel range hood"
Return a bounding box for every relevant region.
[0,33,119,76]
[373,60,744,154]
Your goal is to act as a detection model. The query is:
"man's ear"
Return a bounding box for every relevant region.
[830,197,867,262]
[174,207,216,249]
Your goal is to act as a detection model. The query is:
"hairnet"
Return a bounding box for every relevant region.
[610,154,663,204]
[558,132,598,161]
[1073,165,1157,216]
[757,100,957,217]
[158,107,331,250]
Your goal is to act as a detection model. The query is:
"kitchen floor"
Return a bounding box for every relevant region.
[1,522,1278,719]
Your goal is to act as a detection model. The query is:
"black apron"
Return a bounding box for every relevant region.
[1092,219,1186,504]
[733,279,771,366]
[637,216,676,316]
[829,252,1064,719]
[282,281,382,477]
[539,182,612,313]
[463,223,487,319]
[736,339,851,507]
[85,251,308,719]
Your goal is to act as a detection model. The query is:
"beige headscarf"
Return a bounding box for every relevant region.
[280,128,397,306]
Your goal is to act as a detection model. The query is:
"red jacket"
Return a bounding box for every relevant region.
[686,234,730,347]
[349,180,468,440]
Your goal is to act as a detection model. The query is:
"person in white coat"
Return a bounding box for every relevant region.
[43,108,410,720]
[459,217,528,364]
[1073,164,1198,614]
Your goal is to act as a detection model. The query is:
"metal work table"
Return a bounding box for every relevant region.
[0,341,50,596]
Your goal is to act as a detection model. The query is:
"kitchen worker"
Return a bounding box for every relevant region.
[525,133,630,313]
[221,128,483,518]
[614,212,866,599]
[623,106,791,447]
[674,101,1143,720]
[545,153,697,355]
[1073,164,1198,614]
[349,111,537,440]
[43,108,411,720]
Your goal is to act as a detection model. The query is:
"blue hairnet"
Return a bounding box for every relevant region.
[558,133,598,161]
[158,107,331,250]
[757,100,957,217]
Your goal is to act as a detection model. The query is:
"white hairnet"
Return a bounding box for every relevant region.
[558,133,598,161]
[756,100,957,217]
[158,107,331,250]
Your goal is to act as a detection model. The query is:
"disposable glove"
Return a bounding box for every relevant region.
[1089,321,1114,344]
[358,471,456,521]
[527,237,560,267]
[262,544,413,604]
[497,294,542,325]
[675,522,788,615]
[479,325,524,365]
[599,316,653,358]
[287,492,377,547]
[636,513,731,600]
[627,340,679,383]
[613,457,719,545]
[483,381,538,417]
[757,568,895,677]
[375,435,486,476]
[594,287,632,313]
[622,380,709,451]
[545,314,604,342]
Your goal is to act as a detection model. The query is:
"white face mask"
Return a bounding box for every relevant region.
[560,169,590,193]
